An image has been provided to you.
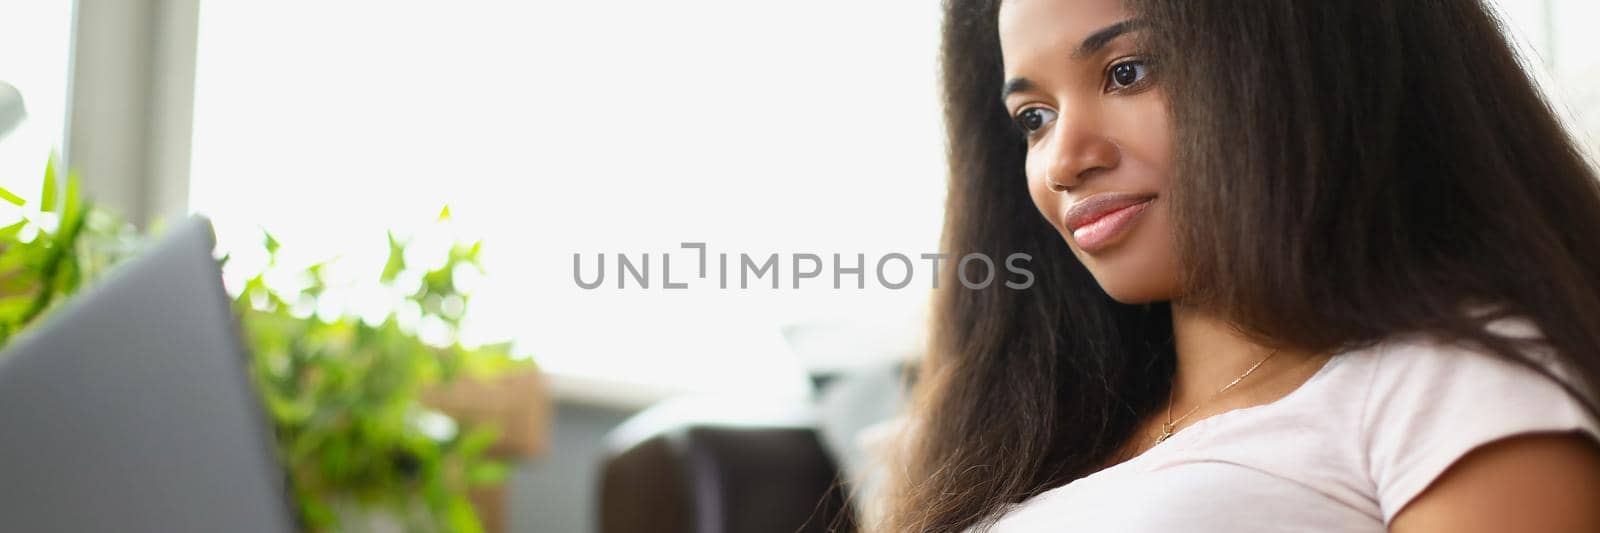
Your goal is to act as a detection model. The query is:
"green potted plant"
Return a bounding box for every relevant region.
[0,157,545,533]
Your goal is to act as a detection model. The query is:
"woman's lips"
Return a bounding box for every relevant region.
[1063,194,1157,253]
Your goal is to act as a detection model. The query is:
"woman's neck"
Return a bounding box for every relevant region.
[1167,302,1321,414]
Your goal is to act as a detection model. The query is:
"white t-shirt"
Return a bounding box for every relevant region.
[876,316,1600,532]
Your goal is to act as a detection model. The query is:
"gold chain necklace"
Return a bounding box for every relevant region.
[1154,349,1279,444]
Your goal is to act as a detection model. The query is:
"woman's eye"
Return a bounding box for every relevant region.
[1106,60,1149,91]
[1013,107,1058,136]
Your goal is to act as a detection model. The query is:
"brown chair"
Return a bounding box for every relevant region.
[599,421,856,533]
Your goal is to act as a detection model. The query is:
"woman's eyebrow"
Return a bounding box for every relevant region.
[1000,19,1145,106]
[1073,19,1143,60]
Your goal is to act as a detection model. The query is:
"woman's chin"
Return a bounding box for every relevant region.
[1093,280,1163,304]
[1078,256,1175,304]
[1067,227,1178,304]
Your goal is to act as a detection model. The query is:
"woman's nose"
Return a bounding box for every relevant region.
[1042,112,1121,192]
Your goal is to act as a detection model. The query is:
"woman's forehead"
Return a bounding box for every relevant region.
[998,0,1135,81]
[998,0,1132,67]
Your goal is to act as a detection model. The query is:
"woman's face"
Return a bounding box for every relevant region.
[998,0,1179,303]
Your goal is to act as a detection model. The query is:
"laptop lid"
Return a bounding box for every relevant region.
[0,217,294,532]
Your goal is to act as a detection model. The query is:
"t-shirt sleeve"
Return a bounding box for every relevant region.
[1362,332,1600,525]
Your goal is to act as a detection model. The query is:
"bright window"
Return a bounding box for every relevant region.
[189,1,947,398]
[0,1,74,200]
[1493,0,1600,155]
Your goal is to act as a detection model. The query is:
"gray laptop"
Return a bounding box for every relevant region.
[0,217,295,532]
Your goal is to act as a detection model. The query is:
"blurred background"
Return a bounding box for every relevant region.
[0,1,1596,532]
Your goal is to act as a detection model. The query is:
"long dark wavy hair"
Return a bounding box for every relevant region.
[882,1,1600,531]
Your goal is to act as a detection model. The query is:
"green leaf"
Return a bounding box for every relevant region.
[60,171,81,227]
[381,231,406,283]
[0,242,41,273]
[0,295,34,322]
[0,220,27,241]
[444,496,484,533]
[437,204,451,221]
[465,461,511,485]
[40,156,58,213]
[454,424,501,459]
[0,186,24,207]
[263,230,281,256]
[298,495,336,531]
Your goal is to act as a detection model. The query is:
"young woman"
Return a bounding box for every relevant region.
[876,0,1600,531]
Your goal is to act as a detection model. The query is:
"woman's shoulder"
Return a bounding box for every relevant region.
[1346,314,1600,524]
[1350,314,1596,424]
